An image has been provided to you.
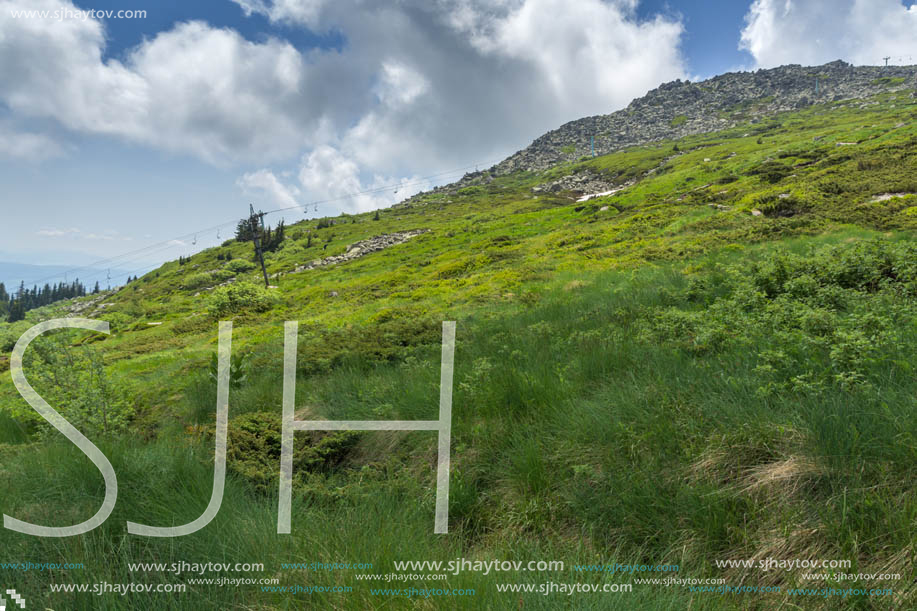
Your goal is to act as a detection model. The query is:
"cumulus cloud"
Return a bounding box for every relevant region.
[466,0,684,115]
[0,122,64,160]
[249,0,687,210]
[297,145,424,212]
[232,0,326,27]
[237,169,302,210]
[0,0,306,163]
[741,0,917,68]
[3,0,689,210]
[373,61,430,108]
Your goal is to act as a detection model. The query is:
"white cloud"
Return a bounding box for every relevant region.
[36,227,80,237]
[3,0,689,211]
[741,0,917,68]
[0,122,64,160]
[237,169,301,210]
[34,227,131,241]
[467,0,685,115]
[0,0,307,163]
[374,61,430,108]
[231,0,326,27]
[296,145,421,212]
[265,0,686,209]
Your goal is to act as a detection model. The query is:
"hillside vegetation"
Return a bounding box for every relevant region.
[1,86,916,609]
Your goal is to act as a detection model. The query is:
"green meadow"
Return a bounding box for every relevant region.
[1,89,916,609]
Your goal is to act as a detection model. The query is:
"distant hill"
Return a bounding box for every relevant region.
[0,261,127,293]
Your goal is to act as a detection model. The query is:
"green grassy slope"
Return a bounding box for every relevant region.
[0,88,916,610]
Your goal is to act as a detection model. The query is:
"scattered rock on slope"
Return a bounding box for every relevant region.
[282,230,429,276]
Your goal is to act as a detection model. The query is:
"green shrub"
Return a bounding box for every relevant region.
[746,160,793,183]
[206,282,277,317]
[169,314,213,336]
[182,270,234,290]
[278,239,305,257]
[215,412,361,494]
[640,239,917,395]
[15,331,130,434]
[756,194,810,218]
[208,350,249,389]
[225,259,255,274]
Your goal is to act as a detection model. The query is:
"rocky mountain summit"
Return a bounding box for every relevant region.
[492,61,916,174]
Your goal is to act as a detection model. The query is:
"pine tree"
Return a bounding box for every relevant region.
[235,218,255,241]
[7,300,25,323]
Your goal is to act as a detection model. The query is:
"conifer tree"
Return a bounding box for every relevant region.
[7,300,25,323]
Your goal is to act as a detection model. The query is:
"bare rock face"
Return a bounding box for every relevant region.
[289,230,429,274]
[533,172,623,195]
[492,61,917,173]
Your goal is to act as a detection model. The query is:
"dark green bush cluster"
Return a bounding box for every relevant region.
[641,240,917,395]
[224,259,255,274]
[215,412,361,494]
[296,309,441,374]
[746,160,794,183]
[755,194,810,218]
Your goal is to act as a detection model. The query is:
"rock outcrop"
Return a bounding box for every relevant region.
[494,61,916,173]
[393,61,916,206]
[284,229,429,275]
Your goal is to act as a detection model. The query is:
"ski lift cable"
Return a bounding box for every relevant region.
[18,156,504,287]
[19,217,243,287]
[272,157,505,217]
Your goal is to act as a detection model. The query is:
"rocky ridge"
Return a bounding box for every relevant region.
[493,61,917,174]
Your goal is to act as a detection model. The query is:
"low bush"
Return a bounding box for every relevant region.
[225,259,256,274]
[206,282,277,317]
[182,270,234,290]
[215,412,362,494]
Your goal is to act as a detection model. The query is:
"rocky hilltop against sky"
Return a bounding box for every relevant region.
[495,61,917,173]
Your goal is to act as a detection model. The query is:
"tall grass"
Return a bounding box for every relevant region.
[2,238,915,609]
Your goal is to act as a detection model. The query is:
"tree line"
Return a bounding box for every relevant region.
[2,279,93,323]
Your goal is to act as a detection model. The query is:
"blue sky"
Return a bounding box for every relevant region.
[635,0,755,76]
[81,0,345,61]
[2,0,916,283]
